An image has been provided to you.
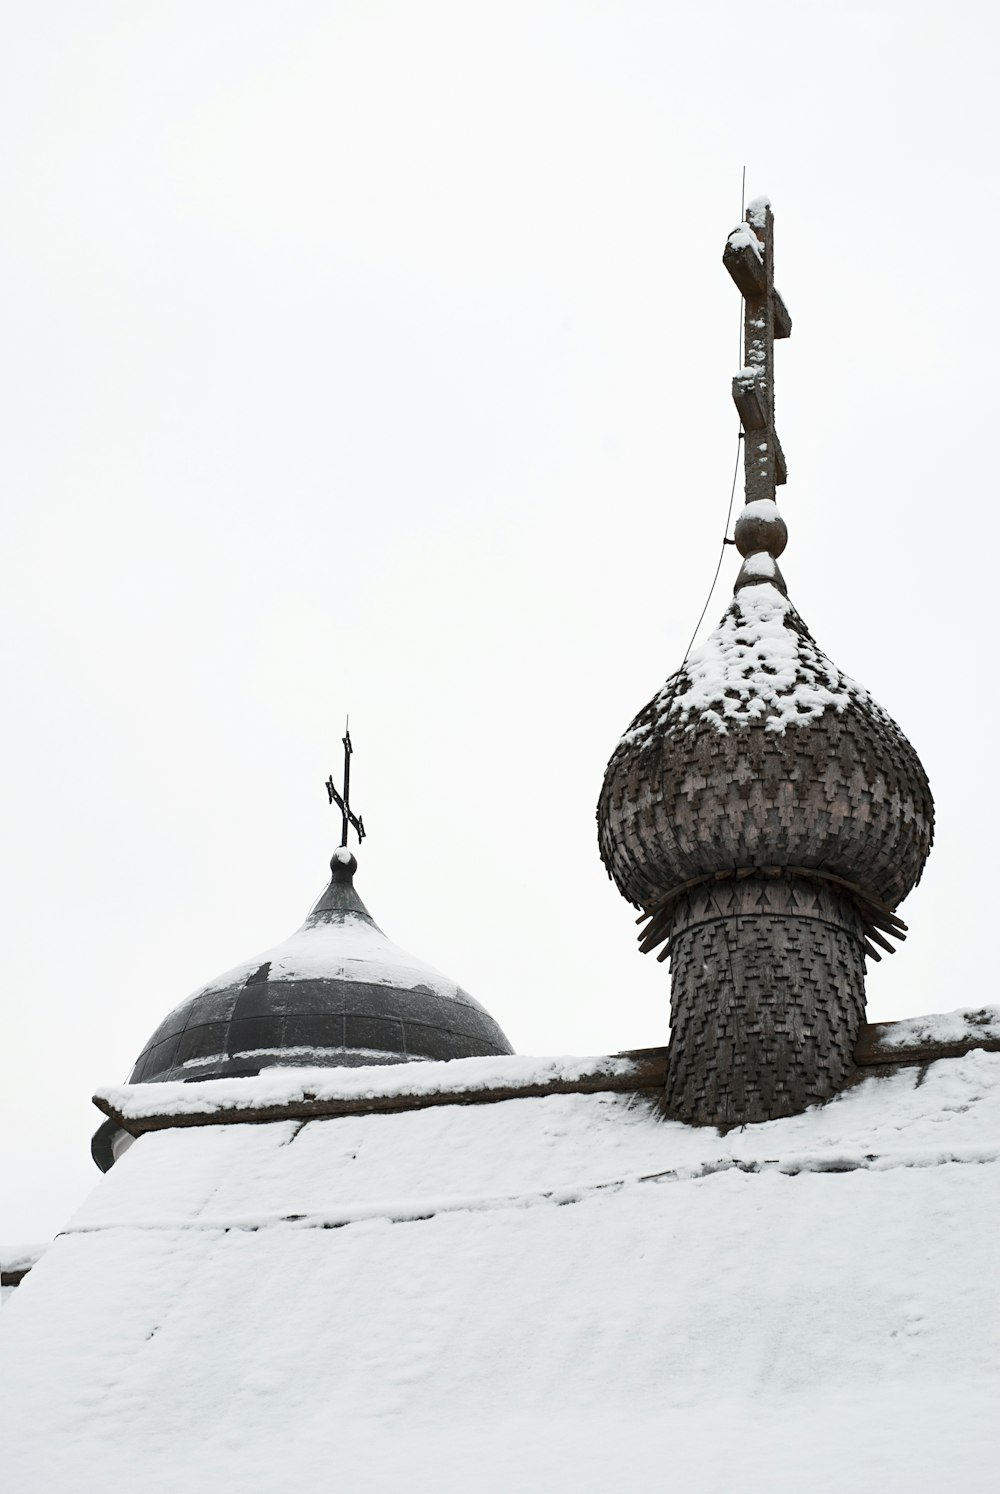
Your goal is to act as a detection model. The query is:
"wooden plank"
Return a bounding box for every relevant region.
[94,1048,672,1137]
[855,1023,1000,1068]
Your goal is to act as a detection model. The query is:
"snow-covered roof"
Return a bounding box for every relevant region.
[3,1049,999,1492]
[0,1242,47,1281]
[95,1050,661,1126]
[0,1243,47,1308]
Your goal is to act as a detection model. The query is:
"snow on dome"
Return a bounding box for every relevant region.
[598,580,933,915]
[197,908,465,1002]
[622,583,863,742]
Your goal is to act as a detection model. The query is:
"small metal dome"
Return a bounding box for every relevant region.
[127,848,513,1086]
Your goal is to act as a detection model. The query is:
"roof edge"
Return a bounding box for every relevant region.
[95,1049,671,1136]
[92,1008,1000,1143]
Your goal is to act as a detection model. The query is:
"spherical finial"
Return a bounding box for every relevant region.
[330,847,358,882]
[734,499,787,558]
[734,499,788,595]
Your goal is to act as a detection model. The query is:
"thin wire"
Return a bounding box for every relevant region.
[738,164,746,365]
[681,432,741,666]
[680,167,747,667]
[738,165,744,366]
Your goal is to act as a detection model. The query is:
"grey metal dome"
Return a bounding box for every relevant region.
[127,848,513,1086]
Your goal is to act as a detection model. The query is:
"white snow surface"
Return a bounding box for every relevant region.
[727,221,763,260]
[739,552,777,579]
[746,194,771,227]
[97,1053,642,1122]
[192,908,468,1003]
[742,498,781,521]
[2,1051,1000,1492]
[626,583,871,741]
[0,1242,48,1274]
[0,1243,48,1310]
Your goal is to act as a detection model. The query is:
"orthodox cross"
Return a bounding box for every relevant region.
[325,721,366,848]
[724,197,792,504]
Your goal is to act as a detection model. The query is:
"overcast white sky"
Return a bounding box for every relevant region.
[2,0,997,1242]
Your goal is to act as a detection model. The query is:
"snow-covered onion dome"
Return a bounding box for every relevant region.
[597,542,933,1128]
[93,848,512,1168]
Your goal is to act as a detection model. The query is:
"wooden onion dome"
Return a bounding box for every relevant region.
[597,200,934,1127]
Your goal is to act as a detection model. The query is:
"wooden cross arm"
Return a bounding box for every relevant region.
[723,232,766,298]
[732,369,767,431]
[723,232,792,337]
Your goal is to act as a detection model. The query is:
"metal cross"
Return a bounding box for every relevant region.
[724,197,792,504]
[325,720,366,848]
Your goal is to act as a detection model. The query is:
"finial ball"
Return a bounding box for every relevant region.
[330,847,358,881]
[734,500,787,558]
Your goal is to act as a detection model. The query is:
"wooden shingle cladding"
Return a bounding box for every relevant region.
[597,585,933,1127]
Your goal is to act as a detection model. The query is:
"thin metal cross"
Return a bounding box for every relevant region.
[724,197,792,504]
[325,720,366,848]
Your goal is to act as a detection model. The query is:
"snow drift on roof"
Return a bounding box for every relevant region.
[96,1052,644,1123]
[3,1052,999,1492]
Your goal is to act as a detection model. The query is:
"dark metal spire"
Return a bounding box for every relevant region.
[325,719,366,849]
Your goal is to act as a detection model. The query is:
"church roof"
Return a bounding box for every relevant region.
[3,1047,999,1491]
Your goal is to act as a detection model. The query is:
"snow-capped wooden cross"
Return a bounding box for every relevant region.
[325,721,366,848]
[724,197,792,504]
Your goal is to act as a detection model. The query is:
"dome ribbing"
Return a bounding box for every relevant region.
[129,849,513,1085]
